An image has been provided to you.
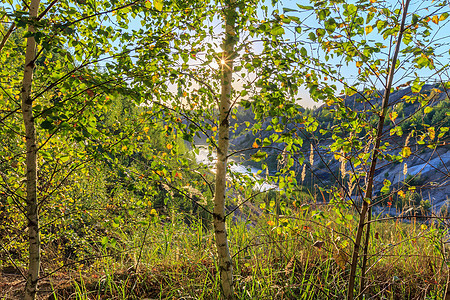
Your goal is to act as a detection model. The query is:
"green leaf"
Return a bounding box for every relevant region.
[283,7,297,13]
[262,137,271,146]
[300,47,307,57]
[296,4,313,10]
[380,179,391,194]
[271,26,285,36]
[411,79,422,93]
[41,120,54,129]
[346,4,357,15]
[325,18,337,33]
[252,150,267,161]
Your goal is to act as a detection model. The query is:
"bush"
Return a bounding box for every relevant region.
[440,201,450,217]
[404,174,426,187]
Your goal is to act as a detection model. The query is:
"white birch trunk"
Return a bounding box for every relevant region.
[214,1,236,299]
[22,0,41,299]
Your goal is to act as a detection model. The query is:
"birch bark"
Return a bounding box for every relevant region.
[213,1,237,298]
[21,0,41,299]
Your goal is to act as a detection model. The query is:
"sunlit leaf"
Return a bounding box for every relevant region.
[401,146,411,158]
[389,111,398,123]
[432,15,439,24]
[154,0,163,11]
[428,127,435,140]
[424,106,432,114]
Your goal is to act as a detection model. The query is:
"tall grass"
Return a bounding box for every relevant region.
[42,204,449,300]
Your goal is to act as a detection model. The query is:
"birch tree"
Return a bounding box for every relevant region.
[282,0,450,298]
[0,0,187,298]
[121,1,309,297]
[213,0,237,297]
[21,0,41,298]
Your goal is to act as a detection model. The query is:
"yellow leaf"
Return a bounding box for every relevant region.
[166,143,173,150]
[154,0,163,11]
[365,25,373,34]
[389,111,398,123]
[428,127,435,140]
[432,15,439,24]
[421,224,427,230]
[15,94,20,100]
[183,91,187,97]
[401,146,411,158]
[122,145,127,151]
[143,126,149,134]
[398,190,405,198]
[267,220,275,226]
[211,126,217,132]
[356,61,363,68]
[150,209,158,216]
[252,141,258,148]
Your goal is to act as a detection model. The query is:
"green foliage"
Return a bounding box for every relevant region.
[405,173,426,187]
[38,205,449,299]
[1,0,450,299]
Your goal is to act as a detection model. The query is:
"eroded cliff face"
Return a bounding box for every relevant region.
[229,84,449,212]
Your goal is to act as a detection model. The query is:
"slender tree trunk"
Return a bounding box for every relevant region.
[358,207,371,298]
[347,1,410,299]
[213,1,237,299]
[22,0,41,299]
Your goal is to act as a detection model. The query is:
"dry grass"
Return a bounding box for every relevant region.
[1,205,449,299]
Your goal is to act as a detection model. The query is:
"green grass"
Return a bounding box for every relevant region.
[36,204,449,300]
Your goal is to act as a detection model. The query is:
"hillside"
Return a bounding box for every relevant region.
[231,84,450,210]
